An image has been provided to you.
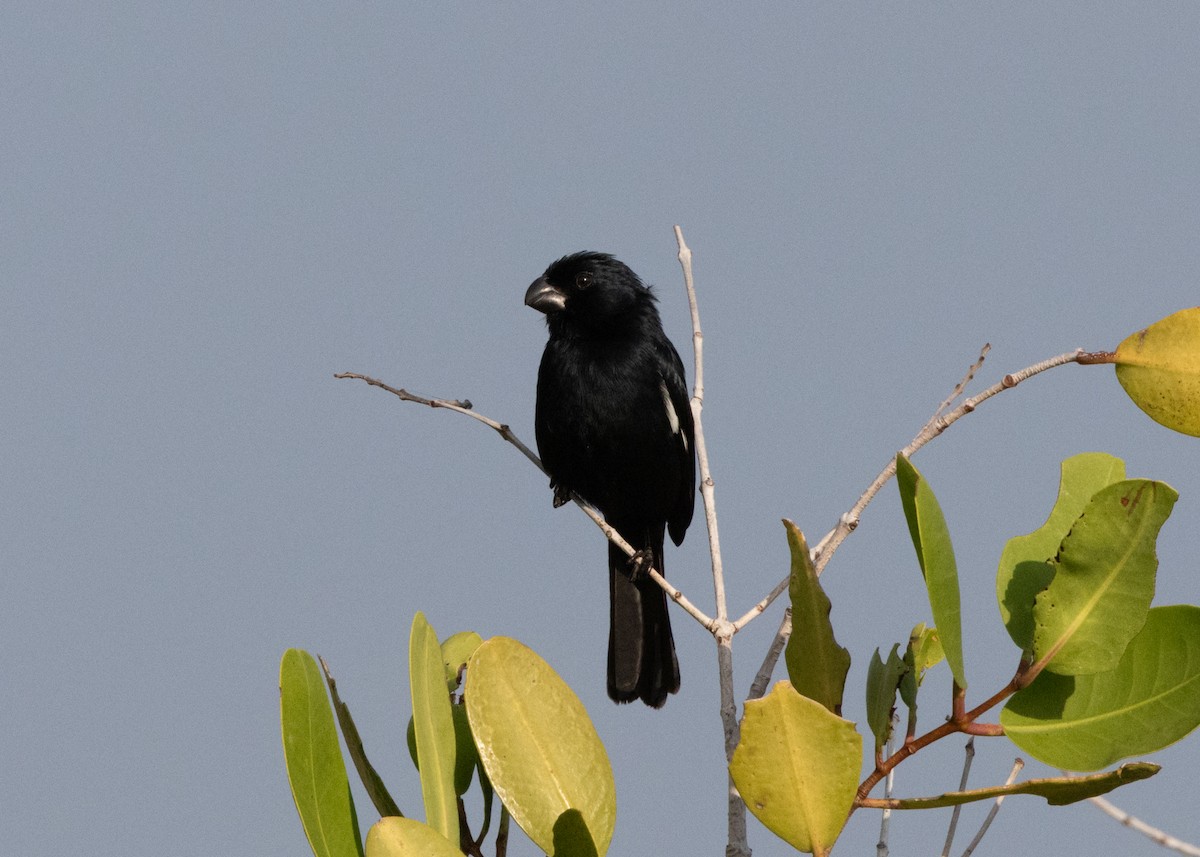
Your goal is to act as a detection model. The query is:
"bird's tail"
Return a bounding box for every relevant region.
[607,525,679,708]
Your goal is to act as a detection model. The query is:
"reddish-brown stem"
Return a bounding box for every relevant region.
[1076,350,1117,365]
[855,660,1029,803]
[961,722,1005,736]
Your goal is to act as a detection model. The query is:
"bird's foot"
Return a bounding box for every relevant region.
[626,548,654,583]
[552,484,571,508]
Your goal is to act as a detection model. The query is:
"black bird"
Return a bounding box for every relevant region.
[525,252,695,708]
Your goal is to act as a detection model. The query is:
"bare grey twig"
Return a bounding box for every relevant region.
[736,348,1085,694]
[935,343,990,418]
[746,607,791,702]
[672,226,749,857]
[940,737,976,857]
[959,758,1024,857]
[742,348,1086,631]
[812,348,1083,579]
[876,715,900,857]
[333,372,716,631]
[1082,789,1200,856]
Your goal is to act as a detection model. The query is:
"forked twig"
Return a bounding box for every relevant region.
[960,758,1024,857]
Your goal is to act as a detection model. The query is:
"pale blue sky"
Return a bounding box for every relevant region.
[3,4,1199,855]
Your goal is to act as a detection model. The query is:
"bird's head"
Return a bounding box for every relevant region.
[524,252,657,331]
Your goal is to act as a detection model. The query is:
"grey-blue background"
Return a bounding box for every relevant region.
[4,4,1198,855]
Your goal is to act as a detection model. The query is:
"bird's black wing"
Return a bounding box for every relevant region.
[653,335,696,546]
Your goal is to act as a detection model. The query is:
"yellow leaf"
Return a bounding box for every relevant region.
[466,637,615,857]
[1115,307,1200,437]
[730,682,861,856]
[366,817,463,857]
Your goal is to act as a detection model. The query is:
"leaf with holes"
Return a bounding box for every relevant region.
[1031,480,1176,674]
[1005,605,1200,770]
[997,453,1126,651]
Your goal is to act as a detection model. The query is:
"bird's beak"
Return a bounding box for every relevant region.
[524,277,567,314]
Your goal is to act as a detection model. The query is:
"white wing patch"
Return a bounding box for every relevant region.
[660,379,687,451]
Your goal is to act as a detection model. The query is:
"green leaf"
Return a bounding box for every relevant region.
[1115,306,1200,437]
[907,623,945,675]
[883,763,1159,809]
[475,761,495,843]
[320,657,403,819]
[406,705,480,798]
[782,520,851,714]
[1032,480,1177,674]
[280,649,364,857]
[364,817,463,857]
[730,681,862,857]
[441,631,483,692]
[865,645,907,753]
[899,624,944,710]
[466,637,615,857]
[1004,605,1200,770]
[409,613,458,845]
[450,704,480,796]
[895,454,967,689]
[997,453,1126,651]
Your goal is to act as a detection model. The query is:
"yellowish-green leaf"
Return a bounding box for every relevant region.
[899,624,943,712]
[365,817,463,857]
[1032,480,1176,674]
[907,623,944,675]
[407,705,480,798]
[280,649,364,857]
[730,682,861,857]
[865,645,906,753]
[896,454,967,689]
[783,520,851,714]
[881,763,1158,809]
[466,637,615,857]
[1005,605,1200,770]
[409,613,458,844]
[320,657,402,819]
[1115,306,1200,437]
[997,453,1126,651]
[441,631,482,692]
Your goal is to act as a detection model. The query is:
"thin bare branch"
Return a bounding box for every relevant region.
[940,737,976,857]
[745,348,1086,623]
[876,716,900,857]
[334,372,716,630]
[733,574,789,632]
[674,227,730,628]
[959,758,1024,857]
[746,608,791,701]
[673,226,748,857]
[815,348,1083,577]
[1083,792,1200,856]
[935,343,990,417]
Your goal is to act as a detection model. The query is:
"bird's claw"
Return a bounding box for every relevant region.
[626,548,654,582]
[552,484,571,508]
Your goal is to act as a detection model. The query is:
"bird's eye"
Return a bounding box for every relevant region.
[575,272,593,289]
